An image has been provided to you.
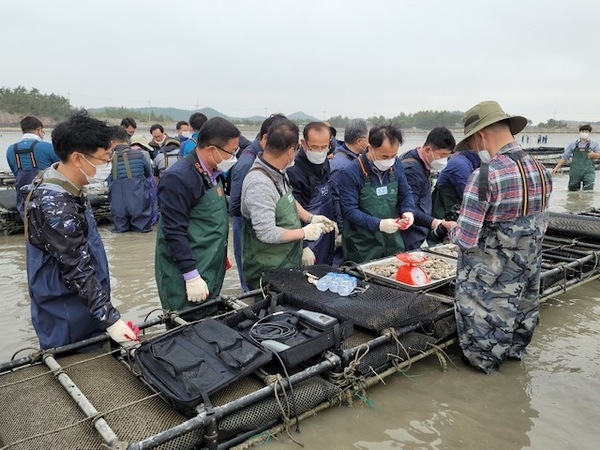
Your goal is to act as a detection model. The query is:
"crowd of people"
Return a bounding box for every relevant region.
[13,99,600,373]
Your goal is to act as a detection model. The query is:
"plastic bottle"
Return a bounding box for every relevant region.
[316,272,336,292]
[329,273,340,293]
[338,275,358,296]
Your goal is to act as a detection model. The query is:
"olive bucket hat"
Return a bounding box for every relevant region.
[455,100,528,151]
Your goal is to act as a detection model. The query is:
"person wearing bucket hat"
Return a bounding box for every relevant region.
[551,124,600,191]
[449,100,553,374]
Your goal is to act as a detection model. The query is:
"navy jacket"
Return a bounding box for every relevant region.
[229,139,262,217]
[400,148,434,250]
[436,150,481,198]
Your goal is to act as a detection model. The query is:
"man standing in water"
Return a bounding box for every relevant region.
[25,111,138,349]
[551,124,600,191]
[240,119,328,290]
[450,101,553,373]
[155,117,240,321]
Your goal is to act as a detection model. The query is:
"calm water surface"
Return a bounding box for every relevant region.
[1,131,599,449]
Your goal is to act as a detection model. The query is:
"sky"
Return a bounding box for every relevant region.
[1,0,596,125]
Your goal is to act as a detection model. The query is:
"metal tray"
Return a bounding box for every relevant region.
[424,243,460,259]
[357,251,457,291]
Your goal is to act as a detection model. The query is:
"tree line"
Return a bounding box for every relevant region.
[0,86,588,130]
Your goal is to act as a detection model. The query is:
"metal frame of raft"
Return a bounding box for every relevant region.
[2,212,600,450]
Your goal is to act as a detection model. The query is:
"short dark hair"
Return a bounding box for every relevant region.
[20,116,43,133]
[579,124,592,132]
[259,113,287,139]
[197,117,241,148]
[176,120,189,130]
[265,119,299,156]
[120,117,137,128]
[110,125,129,143]
[189,113,208,131]
[150,124,164,134]
[368,125,403,148]
[303,121,331,141]
[424,126,456,151]
[52,111,113,162]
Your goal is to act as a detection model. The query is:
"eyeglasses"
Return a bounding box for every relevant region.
[210,144,239,156]
[80,152,113,164]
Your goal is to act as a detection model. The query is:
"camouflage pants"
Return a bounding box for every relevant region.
[454,215,546,373]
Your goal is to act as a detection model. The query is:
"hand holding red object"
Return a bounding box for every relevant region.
[125,320,140,342]
[225,257,232,270]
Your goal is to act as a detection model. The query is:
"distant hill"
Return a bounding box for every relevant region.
[87,107,319,124]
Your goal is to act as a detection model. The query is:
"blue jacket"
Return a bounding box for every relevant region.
[436,150,481,198]
[108,145,152,181]
[229,139,262,216]
[330,143,359,180]
[337,152,415,232]
[180,132,199,157]
[400,148,433,250]
[6,138,58,175]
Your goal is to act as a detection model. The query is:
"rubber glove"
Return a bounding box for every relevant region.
[302,223,326,241]
[302,247,316,265]
[379,218,401,234]
[310,214,336,233]
[335,233,342,248]
[107,319,139,346]
[396,212,414,230]
[185,275,209,302]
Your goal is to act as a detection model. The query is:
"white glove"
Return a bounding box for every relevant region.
[335,233,342,248]
[310,214,336,233]
[106,319,139,346]
[185,275,209,302]
[302,223,326,241]
[302,247,316,265]
[401,212,414,228]
[379,218,401,234]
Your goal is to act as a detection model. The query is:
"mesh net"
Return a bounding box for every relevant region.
[262,265,442,333]
[0,351,201,450]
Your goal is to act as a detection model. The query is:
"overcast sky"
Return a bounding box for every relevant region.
[2,0,594,125]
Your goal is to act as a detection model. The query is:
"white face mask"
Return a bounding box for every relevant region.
[306,149,328,165]
[580,132,590,141]
[431,157,448,171]
[214,152,237,172]
[81,156,112,184]
[372,149,395,171]
[478,150,491,164]
[181,131,191,139]
[154,137,166,146]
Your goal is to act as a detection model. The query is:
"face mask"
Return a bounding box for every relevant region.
[155,137,166,146]
[431,157,448,171]
[285,149,296,170]
[306,150,328,165]
[478,150,491,164]
[580,132,590,140]
[181,131,191,139]
[373,158,395,171]
[81,156,112,184]
[216,153,237,172]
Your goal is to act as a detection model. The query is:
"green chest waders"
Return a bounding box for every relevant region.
[155,175,228,318]
[242,168,302,290]
[569,142,595,191]
[342,161,404,264]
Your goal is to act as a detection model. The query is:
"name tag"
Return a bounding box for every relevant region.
[376,186,388,196]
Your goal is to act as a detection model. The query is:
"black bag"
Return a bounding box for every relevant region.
[223,294,354,368]
[136,319,272,413]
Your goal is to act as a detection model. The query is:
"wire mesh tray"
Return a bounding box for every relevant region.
[424,243,460,259]
[357,251,457,291]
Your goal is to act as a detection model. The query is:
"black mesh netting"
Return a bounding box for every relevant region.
[261,265,442,333]
[547,212,600,241]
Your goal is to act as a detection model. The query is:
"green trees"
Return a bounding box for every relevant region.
[0,86,72,120]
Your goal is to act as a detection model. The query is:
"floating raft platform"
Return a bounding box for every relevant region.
[2,210,600,449]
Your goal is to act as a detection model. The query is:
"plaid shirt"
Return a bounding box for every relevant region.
[451,141,553,249]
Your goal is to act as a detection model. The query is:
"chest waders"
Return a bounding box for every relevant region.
[242,167,302,290]
[342,157,404,264]
[155,153,228,319]
[294,157,335,264]
[569,141,595,191]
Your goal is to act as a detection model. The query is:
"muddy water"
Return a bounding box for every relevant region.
[1,132,599,449]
